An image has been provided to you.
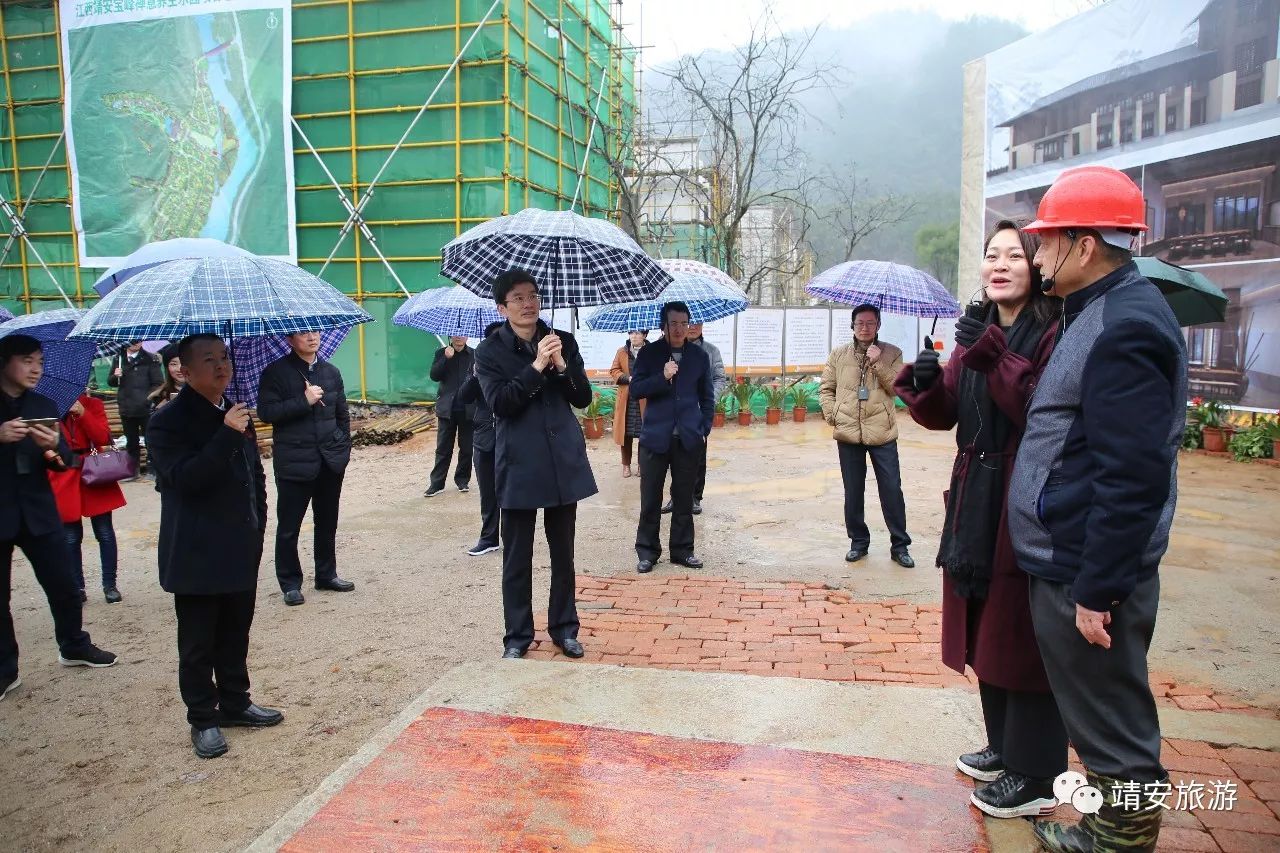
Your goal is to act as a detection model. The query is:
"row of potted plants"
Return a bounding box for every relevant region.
[1185,397,1280,461]
[575,379,822,438]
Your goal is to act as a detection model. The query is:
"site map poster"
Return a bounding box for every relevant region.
[60,0,296,266]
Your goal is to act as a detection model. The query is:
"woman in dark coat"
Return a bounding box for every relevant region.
[896,220,1067,820]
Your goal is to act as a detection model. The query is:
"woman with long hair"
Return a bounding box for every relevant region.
[49,392,128,603]
[148,344,185,411]
[895,220,1067,820]
[610,330,648,477]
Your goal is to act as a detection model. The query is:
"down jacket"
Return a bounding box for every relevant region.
[819,340,904,447]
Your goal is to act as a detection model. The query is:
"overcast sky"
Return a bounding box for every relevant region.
[622,0,1087,67]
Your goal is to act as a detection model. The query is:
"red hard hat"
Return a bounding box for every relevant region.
[1024,166,1148,233]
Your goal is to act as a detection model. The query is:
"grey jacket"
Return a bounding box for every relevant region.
[1008,263,1187,612]
[689,335,728,399]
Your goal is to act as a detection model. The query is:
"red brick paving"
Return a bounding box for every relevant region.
[526,575,1278,720]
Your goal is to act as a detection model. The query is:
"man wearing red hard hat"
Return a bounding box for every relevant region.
[1007,165,1187,852]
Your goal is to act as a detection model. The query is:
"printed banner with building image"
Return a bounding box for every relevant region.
[59,0,296,266]
[980,0,1280,409]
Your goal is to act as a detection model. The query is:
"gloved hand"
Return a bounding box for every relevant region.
[913,345,941,391]
[954,314,987,350]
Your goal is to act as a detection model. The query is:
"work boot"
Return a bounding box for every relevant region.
[1034,771,1164,853]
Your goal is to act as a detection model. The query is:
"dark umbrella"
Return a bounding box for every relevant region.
[1133,257,1228,327]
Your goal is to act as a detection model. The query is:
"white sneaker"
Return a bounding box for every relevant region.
[1,675,20,700]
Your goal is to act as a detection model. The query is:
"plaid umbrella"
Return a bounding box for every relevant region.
[0,306,12,323]
[70,257,370,406]
[0,308,113,415]
[92,237,255,297]
[440,208,673,311]
[585,258,747,332]
[392,285,502,339]
[804,260,961,318]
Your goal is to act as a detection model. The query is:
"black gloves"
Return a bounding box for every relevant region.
[617,375,630,385]
[954,314,987,350]
[913,347,941,391]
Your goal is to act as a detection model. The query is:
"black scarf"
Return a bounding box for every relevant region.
[938,303,1047,598]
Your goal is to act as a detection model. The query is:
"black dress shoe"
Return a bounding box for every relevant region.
[672,555,703,569]
[501,647,525,659]
[637,559,654,574]
[660,499,673,514]
[103,587,123,604]
[283,589,305,606]
[316,577,355,592]
[220,703,284,728]
[845,548,868,563]
[892,551,916,568]
[692,500,703,515]
[191,726,228,759]
[555,638,585,658]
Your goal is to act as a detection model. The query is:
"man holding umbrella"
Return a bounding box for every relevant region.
[475,270,597,660]
[147,334,282,758]
[425,335,475,497]
[257,330,355,607]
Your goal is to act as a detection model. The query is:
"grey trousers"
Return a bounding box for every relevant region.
[1029,573,1164,783]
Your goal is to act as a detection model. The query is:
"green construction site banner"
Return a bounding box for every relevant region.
[59,0,296,266]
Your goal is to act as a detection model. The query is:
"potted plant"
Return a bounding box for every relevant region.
[732,380,755,426]
[1190,397,1233,452]
[713,391,734,428]
[1228,418,1277,462]
[763,383,787,425]
[790,382,813,422]
[578,391,606,439]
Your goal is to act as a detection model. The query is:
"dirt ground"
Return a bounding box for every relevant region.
[2,417,1278,851]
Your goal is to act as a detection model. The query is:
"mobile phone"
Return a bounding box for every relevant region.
[964,301,986,321]
[20,417,59,427]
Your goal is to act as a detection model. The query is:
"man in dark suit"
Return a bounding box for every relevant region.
[475,270,598,660]
[1,335,117,700]
[425,335,475,497]
[458,321,502,557]
[147,334,281,759]
[257,331,354,606]
[630,302,715,574]
[108,341,162,477]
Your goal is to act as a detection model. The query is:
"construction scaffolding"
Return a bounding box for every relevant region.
[0,0,637,402]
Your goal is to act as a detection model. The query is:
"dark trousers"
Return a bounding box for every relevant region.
[978,680,1069,780]
[501,503,579,651]
[1030,574,1164,783]
[837,440,911,552]
[430,415,473,490]
[274,467,344,592]
[636,439,699,563]
[174,590,256,728]
[473,442,499,548]
[121,415,147,471]
[1,524,91,682]
[694,435,708,501]
[64,513,118,589]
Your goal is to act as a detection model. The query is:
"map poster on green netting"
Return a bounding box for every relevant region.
[59,0,296,266]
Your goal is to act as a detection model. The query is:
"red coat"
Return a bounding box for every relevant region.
[49,395,127,522]
[895,323,1057,692]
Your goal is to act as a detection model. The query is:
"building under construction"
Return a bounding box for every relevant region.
[0,0,636,402]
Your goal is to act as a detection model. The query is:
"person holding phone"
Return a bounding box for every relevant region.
[147,334,281,758]
[896,220,1066,821]
[2,334,118,702]
[819,305,913,567]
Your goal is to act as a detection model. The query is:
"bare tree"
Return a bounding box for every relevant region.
[660,10,835,282]
[825,167,919,262]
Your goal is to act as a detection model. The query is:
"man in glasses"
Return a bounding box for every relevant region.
[474,270,597,660]
[819,304,914,567]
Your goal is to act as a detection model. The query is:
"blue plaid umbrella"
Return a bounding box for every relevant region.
[441,208,673,311]
[0,308,112,415]
[0,306,13,323]
[392,285,502,339]
[585,258,747,332]
[70,257,371,406]
[804,260,961,318]
[92,237,255,297]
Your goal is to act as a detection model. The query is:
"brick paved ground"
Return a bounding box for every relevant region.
[521,575,1280,852]
[525,575,1277,719]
